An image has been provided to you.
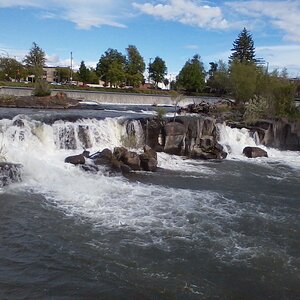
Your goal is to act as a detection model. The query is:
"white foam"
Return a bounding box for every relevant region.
[218,123,300,170]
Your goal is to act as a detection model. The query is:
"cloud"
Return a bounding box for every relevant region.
[133,0,229,29]
[0,0,128,29]
[184,44,199,49]
[226,0,300,42]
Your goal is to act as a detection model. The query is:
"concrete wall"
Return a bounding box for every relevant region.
[0,86,211,106]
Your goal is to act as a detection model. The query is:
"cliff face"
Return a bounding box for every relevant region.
[251,119,300,151]
[141,116,227,160]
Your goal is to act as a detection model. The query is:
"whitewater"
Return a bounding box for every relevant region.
[0,110,299,299]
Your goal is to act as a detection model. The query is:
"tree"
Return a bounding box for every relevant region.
[149,56,167,88]
[177,54,205,93]
[125,45,145,87]
[107,61,126,87]
[78,61,90,84]
[0,57,25,81]
[23,42,46,79]
[96,48,126,86]
[229,28,256,63]
[56,67,70,83]
[230,61,258,103]
[206,60,230,94]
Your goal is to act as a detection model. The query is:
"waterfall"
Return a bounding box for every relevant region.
[217,123,260,156]
[0,115,147,154]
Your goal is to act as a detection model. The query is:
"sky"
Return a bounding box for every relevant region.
[0,0,300,78]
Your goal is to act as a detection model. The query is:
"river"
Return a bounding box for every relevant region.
[0,106,299,299]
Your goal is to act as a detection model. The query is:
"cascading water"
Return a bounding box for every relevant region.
[0,113,299,299]
[217,123,260,157]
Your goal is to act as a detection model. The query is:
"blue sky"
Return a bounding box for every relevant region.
[0,0,300,78]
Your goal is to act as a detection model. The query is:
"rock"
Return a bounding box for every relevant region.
[163,122,186,155]
[65,153,85,165]
[91,148,112,165]
[243,146,268,158]
[143,145,157,160]
[122,151,141,171]
[140,153,158,171]
[0,162,22,187]
[113,147,128,160]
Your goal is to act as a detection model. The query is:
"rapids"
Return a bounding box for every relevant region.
[0,112,299,299]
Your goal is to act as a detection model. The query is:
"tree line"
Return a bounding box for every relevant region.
[1,28,299,119]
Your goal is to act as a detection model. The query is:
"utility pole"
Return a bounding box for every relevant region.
[70,51,73,82]
[148,57,152,84]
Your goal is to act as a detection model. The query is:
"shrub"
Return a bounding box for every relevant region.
[33,80,51,97]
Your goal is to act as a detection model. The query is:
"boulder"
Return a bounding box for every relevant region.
[65,153,85,165]
[91,148,112,165]
[122,151,141,171]
[243,146,268,158]
[113,147,128,160]
[144,145,158,160]
[0,162,22,187]
[140,153,158,171]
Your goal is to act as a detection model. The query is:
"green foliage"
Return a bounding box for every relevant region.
[33,79,51,97]
[125,45,145,87]
[149,56,167,87]
[0,57,25,81]
[155,107,167,119]
[272,80,296,118]
[96,48,126,86]
[230,61,258,103]
[206,60,230,94]
[107,60,126,87]
[229,28,256,63]
[243,96,270,123]
[56,67,70,82]
[78,61,90,83]
[177,54,205,93]
[23,42,46,79]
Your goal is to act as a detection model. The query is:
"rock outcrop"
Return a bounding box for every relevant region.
[243,146,268,158]
[65,146,158,174]
[142,116,227,160]
[0,162,22,187]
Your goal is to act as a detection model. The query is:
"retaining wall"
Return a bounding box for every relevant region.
[0,86,216,106]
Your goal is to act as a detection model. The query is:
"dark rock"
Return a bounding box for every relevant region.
[0,162,22,187]
[140,153,158,171]
[243,146,268,158]
[113,147,128,160]
[163,122,186,155]
[82,150,90,158]
[122,151,141,171]
[65,154,85,165]
[92,148,112,165]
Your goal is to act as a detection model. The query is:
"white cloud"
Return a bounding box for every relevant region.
[226,0,300,42]
[0,0,128,29]
[184,44,199,49]
[133,0,229,29]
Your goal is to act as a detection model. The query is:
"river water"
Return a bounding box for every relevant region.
[0,107,299,299]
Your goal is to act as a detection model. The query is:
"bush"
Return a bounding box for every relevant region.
[33,80,51,97]
[244,96,270,123]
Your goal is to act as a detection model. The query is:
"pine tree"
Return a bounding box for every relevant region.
[229,28,256,63]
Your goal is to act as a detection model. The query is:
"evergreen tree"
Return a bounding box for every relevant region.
[149,56,167,88]
[177,54,205,93]
[78,61,90,83]
[229,28,256,63]
[23,42,46,79]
